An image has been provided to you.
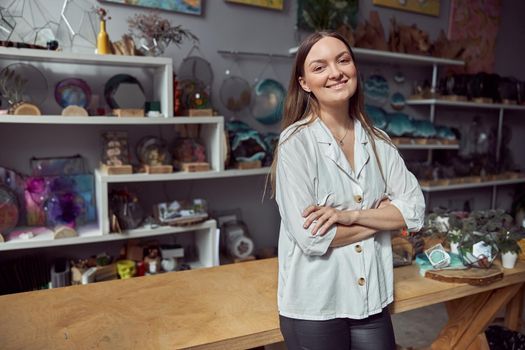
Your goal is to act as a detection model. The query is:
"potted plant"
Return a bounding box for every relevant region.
[445,212,465,254]
[456,209,513,268]
[496,229,523,269]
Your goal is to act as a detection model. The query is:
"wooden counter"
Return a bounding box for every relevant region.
[0,258,524,349]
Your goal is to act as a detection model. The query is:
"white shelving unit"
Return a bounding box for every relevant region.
[408,98,524,207]
[0,48,234,268]
[0,220,218,268]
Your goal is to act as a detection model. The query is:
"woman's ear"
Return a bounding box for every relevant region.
[298,77,311,93]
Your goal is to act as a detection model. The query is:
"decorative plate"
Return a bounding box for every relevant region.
[54,78,92,108]
[220,75,252,112]
[251,78,285,125]
[104,74,145,110]
[364,74,389,107]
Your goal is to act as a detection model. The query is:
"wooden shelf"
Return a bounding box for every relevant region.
[96,167,270,183]
[288,46,465,66]
[0,220,217,251]
[406,99,525,111]
[0,115,222,125]
[420,177,525,192]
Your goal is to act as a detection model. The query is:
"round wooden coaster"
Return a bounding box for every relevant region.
[62,105,88,116]
[11,102,41,115]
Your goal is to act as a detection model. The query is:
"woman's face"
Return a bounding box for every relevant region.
[299,36,357,108]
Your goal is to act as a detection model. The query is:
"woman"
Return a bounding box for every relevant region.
[271,32,425,349]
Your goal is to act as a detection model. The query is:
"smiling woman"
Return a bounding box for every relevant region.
[270,32,425,350]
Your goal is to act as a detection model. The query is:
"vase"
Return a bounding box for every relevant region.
[450,241,460,255]
[97,20,111,55]
[501,251,518,269]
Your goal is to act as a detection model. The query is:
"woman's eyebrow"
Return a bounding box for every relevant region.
[307,51,351,67]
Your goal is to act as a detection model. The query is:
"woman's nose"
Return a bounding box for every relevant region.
[327,64,343,79]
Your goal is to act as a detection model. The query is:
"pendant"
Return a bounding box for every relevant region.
[339,140,344,146]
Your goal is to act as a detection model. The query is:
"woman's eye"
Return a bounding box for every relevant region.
[313,66,324,72]
[339,58,351,64]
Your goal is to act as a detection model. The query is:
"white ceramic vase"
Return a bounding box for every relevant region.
[501,251,518,269]
[450,242,460,254]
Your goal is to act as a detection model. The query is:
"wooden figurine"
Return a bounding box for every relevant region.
[144,246,161,274]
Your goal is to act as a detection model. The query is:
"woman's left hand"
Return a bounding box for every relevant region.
[302,205,358,236]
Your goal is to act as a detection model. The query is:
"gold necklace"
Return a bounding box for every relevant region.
[338,121,350,146]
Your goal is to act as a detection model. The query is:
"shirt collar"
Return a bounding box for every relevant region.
[311,117,369,145]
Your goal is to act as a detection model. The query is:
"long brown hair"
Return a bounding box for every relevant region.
[268,31,392,197]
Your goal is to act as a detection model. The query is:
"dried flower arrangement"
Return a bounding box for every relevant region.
[127,13,198,56]
[0,68,27,106]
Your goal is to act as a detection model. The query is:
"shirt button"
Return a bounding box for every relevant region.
[355,244,363,253]
[354,194,363,203]
[358,277,365,286]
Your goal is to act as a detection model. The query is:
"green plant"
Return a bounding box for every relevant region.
[0,68,27,105]
[496,229,523,254]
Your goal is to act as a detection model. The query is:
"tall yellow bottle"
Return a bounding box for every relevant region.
[97,19,111,54]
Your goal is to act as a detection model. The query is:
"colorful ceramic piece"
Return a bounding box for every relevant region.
[226,121,267,163]
[0,184,19,232]
[55,78,92,108]
[411,120,437,138]
[435,125,457,140]
[390,92,406,110]
[364,74,389,106]
[364,104,387,130]
[385,112,414,137]
[179,79,210,110]
[251,78,285,125]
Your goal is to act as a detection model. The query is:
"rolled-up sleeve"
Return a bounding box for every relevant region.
[276,139,336,256]
[384,145,425,232]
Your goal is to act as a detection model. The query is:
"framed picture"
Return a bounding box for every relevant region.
[225,0,284,11]
[372,0,440,17]
[297,0,358,31]
[448,0,501,73]
[99,0,203,16]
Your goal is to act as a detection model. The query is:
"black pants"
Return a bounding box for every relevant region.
[279,308,396,350]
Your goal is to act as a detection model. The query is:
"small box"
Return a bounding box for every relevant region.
[144,164,173,174]
[161,244,184,259]
[100,163,133,175]
[181,162,210,172]
[112,108,144,117]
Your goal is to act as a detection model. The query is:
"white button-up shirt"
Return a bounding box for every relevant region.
[276,117,425,320]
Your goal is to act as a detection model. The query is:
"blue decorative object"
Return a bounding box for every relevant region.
[55,78,92,108]
[390,92,406,111]
[226,121,267,163]
[365,104,387,130]
[225,120,252,132]
[411,120,437,138]
[263,132,280,165]
[364,74,389,106]
[394,71,405,84]
[251,79,286,125]
[385,112,414,136]
[435,125,457,141]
